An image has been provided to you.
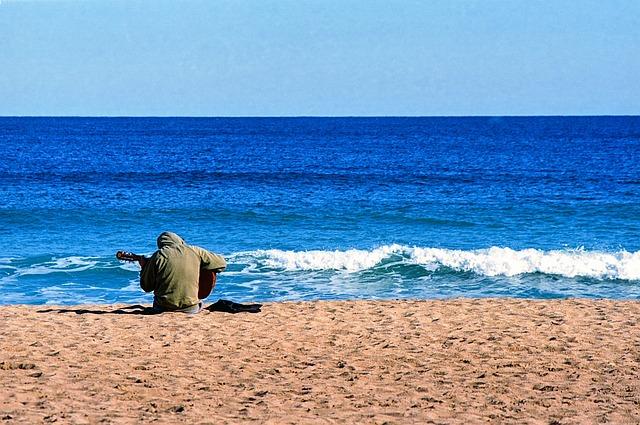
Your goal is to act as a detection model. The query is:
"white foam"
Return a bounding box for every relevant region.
[121,278,141,292]
[0,257,20,264]
[17,256,98,276]
[233,245,640,280]
[119,262,141,272]
[407,247,640,280]
[245,245,403,272]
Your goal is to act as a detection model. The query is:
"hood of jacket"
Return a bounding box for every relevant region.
[156,231,186,249]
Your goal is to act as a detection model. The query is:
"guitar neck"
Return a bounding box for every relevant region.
[116,251,148,262]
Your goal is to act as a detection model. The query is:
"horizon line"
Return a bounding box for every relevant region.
[1,114,639,119]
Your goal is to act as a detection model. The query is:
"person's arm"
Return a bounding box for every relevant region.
[139,256,156,293]
[192,246,227,273]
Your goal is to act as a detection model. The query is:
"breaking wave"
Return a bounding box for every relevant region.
[2,247,640,282]
[235,245,640,280]
[1,246,640,305]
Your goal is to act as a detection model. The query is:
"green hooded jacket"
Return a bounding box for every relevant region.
[140,232,227,310]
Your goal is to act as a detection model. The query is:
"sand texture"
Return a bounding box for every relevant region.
[1,299,639,424]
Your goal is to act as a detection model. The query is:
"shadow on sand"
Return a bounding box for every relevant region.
[37,300,263,315]
[37,305,156,315]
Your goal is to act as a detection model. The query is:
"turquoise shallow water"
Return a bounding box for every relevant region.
[1,116,639,304]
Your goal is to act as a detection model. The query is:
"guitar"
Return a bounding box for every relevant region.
[116,251,216,300]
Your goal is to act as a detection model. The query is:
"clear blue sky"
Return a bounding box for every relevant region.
[1,0,638,116]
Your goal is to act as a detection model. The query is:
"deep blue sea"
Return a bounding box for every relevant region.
[1,117,639,305]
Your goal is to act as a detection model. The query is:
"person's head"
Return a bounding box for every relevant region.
[156,231,185,249]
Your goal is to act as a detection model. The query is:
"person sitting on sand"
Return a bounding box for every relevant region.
[138,231,227,314]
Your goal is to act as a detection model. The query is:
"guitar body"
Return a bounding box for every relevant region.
[198,269,217,300]
[117,251,217,300]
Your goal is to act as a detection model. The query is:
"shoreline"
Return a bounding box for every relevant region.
[1,298,639,424]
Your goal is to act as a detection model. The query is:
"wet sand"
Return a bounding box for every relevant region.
[1,299,639,424]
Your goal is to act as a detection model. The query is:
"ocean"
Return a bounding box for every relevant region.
[1,116,639,305]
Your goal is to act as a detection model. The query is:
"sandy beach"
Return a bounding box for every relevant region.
[1,299,639,424]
